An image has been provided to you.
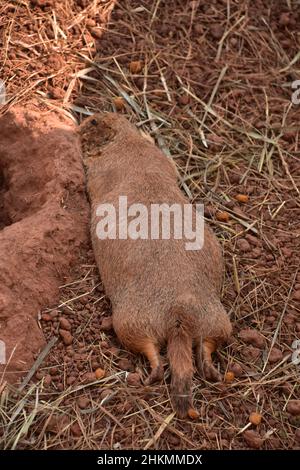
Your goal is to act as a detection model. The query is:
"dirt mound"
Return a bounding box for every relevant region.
[0,106,89,384]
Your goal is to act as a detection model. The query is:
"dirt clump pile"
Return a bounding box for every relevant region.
[0,106,89,384]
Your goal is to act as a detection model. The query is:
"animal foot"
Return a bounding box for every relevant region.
[203,359,222,382]
[144,363,164,385]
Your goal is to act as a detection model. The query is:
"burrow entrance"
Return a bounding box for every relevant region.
[0,163,11,230]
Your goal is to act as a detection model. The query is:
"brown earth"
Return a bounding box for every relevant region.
[0,0,300,451]
[0,106,89,384]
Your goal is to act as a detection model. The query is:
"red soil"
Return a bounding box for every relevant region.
[0,106,89,384]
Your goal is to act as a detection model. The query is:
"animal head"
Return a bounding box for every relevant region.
[79,112,142,159]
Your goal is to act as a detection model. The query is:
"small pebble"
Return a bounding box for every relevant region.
[224,371,235,383]
[293,291,300,301]
[43,374,52,386]
[229,363,243,377]
[243,430,264,449]
[118,358,134,372]
[268,347,283,364]
[95,368,106,380]
[82,372,96,384]
[41,313,52,322]
[236,238,251,253]
[178,95,189,105]
[210,24,223,39]
[77,396,90,409]
[216,211,230,222]
[279,13,290,26]
[129,60,143,74]
[287,400,300,416]
[127,372,141,386]
[59,329,73,346]
[113,97,125,111]
[188,408,199,419]
[239,329,265,348]
[66,376,76,386]
[59,317,72,331]
[70,422,82,437]
[235,194,249,203]
[249,412,262,426]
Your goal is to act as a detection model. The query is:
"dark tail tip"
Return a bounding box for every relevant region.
[167,326,194,418]
[170,372,193,418]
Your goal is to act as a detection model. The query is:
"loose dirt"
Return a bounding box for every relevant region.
[0,106,89,383]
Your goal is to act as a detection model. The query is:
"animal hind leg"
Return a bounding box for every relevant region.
[195,338,222,382]
[133,338,164,385]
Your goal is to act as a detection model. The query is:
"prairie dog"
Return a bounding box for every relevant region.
[80,113,232,418]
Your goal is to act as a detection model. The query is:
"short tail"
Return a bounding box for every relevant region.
[167,321,194,418]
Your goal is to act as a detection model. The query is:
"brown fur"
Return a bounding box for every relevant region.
[80,113,232,418]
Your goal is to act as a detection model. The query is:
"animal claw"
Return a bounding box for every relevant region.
[203,360,222,382]
[144,364,164,385]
